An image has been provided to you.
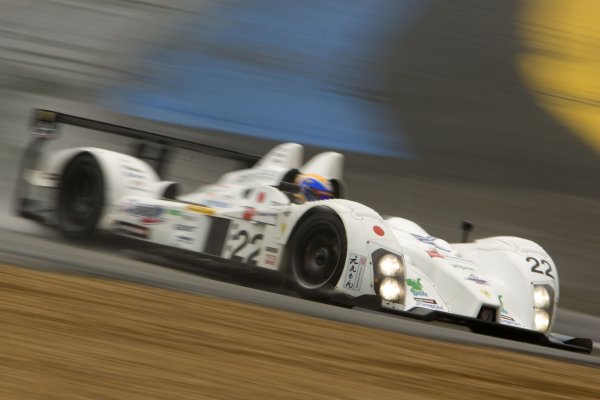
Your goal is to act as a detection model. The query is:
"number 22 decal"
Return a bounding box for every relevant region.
[231,230,263,266]
[526,256,554,279]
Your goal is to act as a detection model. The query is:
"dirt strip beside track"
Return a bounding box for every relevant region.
[0,264,598,400]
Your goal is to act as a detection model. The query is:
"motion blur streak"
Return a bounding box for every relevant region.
[104,0,430,157]
[518,0,600,154]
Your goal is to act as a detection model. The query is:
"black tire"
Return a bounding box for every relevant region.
[287,208,347,300]
[57,153,104,239]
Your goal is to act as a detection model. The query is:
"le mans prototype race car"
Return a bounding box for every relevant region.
[15,109,592,353]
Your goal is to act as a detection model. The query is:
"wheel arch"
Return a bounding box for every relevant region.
[56,148,161,232]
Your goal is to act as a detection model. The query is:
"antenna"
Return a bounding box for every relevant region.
[461,221,474,243]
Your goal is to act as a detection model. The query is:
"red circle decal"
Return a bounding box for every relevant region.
[373,226,385,236]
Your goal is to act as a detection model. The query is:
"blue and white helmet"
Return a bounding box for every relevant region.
[296,173,334,201]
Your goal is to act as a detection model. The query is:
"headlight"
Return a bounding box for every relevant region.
[371,249,406,305]
[379,278,404,301]
[533,309,550,332]
[378,253,404,277]
[532,284,555,333]
[533,286,550,309]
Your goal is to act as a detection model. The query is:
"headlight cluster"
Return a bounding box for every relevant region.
[372,250,406,303]
[532,284,555,333]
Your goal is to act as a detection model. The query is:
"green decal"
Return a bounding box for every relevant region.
[407,278,423,292]
[498,294,508,314]
[168,209,182,216]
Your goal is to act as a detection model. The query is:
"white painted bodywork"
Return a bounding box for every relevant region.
[386,217,559,331]
[22,142,559,333]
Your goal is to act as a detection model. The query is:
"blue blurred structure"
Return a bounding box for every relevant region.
[104,0,428,157]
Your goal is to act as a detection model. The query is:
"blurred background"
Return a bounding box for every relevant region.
[0,0,599,317]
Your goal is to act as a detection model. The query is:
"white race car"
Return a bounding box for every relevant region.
[16,109,592,353]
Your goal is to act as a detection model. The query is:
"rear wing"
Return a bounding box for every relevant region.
[29,109,260,174]
[17,109,260,221]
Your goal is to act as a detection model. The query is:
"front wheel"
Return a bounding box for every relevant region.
[287,209,347,300]
[57,153,104,239]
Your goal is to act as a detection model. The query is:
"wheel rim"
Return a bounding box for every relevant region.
[63,161,102,226]
[295,224,342,289]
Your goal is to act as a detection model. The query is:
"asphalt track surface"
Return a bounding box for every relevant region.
[0,0,599,365]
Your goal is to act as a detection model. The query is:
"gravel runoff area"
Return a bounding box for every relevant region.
[1,263,599,400]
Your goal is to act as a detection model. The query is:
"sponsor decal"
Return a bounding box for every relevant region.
[265,254,278,266]
[453,264,476,271]
[466,274,490,285]
[122,165,144,173]
[498,295,508,314]
[257,211,278,218]
[175,224,195,232]
[243,207,257,220]
[121,165,145,179]
[183,213,197,222]
[175,235,193,243]
[372,225,385,236]
[414,297,444,311]
[407,278,428,297]
[140,217,162,224]
[266,246,279,254]
[480,289,492,299]
[497,295,523,327]
[343,253,366,291]
[204,199,232,208]
[123,171,144,179]
[413,234,460,259]
[257,191,266,203]
[414,297,437,304]
[125,203,164,224]
[168,209,182,216]
[412,234,449,250]
[114,220,148,239]
[280,223,288,234]
[126,181,146,191]
[426,250,444,258]
[185,205,216,215]
[125,203,163,217]
[500,314,523,327]
[241,208,278,221]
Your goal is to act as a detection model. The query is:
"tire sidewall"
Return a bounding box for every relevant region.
[287,208,347,298]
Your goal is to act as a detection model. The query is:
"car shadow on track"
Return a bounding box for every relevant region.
[59,232,307,301]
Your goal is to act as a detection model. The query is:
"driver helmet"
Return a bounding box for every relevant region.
[295,173,334,201]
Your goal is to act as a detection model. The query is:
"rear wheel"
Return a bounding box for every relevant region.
[287,209,346,300]
[57,153,104,239]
